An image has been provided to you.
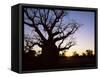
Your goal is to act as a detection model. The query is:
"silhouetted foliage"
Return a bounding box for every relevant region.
[82,52,87,57]
[86,50,93,56]
[73,51,79,57]
[26,50,36,58]
[60,51,66,56]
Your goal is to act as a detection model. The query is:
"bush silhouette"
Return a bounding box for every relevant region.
[73,51,79,57]
[86,50,93,56]
[82,52,87,57]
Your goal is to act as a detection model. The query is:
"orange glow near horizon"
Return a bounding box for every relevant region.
[31,44,95,57]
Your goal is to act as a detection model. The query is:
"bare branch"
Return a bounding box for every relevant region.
[24,8,47,42]
[24,21,33,26]
[50,10,64,31]
[58,41,75,51]
[58,32,65,48]
[54,22,80,42]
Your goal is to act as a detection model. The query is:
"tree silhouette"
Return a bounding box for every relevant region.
[86,50,93,56]
[73,51,79,57]
[82,52,87,57]
[24,8,80,61]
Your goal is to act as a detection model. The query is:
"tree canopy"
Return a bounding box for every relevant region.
[24,8,80,58]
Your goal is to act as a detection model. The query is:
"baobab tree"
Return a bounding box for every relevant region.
[24,8,80,61]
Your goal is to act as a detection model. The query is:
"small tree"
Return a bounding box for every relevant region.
[82,52,87,57]
[73,51,79,57]
[86,50,93,56]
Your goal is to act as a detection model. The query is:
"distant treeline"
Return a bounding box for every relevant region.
[61,49,94,57]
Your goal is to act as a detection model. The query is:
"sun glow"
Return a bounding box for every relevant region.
[64,51,73,57]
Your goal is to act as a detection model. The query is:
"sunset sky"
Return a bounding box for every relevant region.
[24,9,95,56]
[65,11,95,56]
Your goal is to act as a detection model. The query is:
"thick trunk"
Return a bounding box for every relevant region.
[41,44,59,64]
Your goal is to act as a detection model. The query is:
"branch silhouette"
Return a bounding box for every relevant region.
[24,8,81,59]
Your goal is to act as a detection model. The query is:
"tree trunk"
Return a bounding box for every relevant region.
[41,44,59,65]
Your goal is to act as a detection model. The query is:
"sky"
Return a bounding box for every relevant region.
[65,11,95,56]
[24,9,95,56]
